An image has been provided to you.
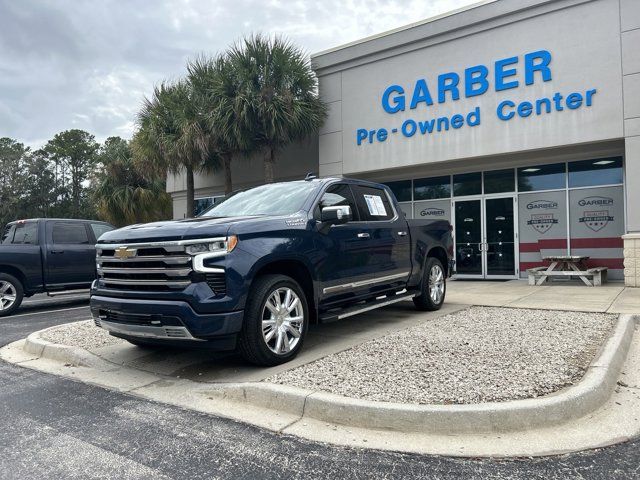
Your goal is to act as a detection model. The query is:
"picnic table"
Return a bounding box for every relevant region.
[527,255,608,287]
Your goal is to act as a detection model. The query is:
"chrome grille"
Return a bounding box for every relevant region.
[97,243,192,291]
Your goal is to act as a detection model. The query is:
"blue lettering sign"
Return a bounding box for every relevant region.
[382,85,405,113]
[356,51,598,146]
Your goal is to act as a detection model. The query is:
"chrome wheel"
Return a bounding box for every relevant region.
[428,264,445,304]
[261,287,305,355]
[0,281,17,312]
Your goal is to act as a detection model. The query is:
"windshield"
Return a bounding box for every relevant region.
[201,182,319,217]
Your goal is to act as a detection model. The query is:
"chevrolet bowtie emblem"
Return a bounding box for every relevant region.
[114,247,137,259]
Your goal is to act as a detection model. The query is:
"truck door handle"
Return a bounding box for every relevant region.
[51,250,64,254]
[357,233,370,239]
[398,231,408,236]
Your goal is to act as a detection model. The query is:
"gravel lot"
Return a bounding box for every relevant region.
[268,307,617,405]
[40,320,124,350]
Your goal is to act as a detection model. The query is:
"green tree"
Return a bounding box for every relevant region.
[21,151,58,219]
[0,137,29,226]
[133,81,214,217]
[93,136,172,227]
[227,34,326,183]
[42,129,99,217]
[187,54,252,194]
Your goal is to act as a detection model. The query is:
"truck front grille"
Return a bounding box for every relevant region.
[97,243,193,291]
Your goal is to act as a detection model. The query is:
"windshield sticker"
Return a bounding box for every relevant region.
[364,194,387,216]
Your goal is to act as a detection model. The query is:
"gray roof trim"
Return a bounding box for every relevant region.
[311,0,595,74]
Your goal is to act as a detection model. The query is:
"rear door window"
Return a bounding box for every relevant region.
[351,185,395,222]
[52,223,90,244]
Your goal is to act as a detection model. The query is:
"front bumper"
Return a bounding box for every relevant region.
[90,295,244,350]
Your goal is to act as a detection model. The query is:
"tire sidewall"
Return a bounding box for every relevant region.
[247,276,309,364]
[425,258,446,307]
[415,257,446,310]
[0,273,24,317]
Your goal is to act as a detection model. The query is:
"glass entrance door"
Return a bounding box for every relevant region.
[484,197,516,278]
[453,196,518,279]
[454,200,483,277]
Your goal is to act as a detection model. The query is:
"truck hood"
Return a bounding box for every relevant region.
[97,216,265,244]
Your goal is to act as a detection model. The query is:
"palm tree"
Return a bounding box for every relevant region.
[187,54,251,194]
[227,34,327,183]
[93,137,171,227]
[132,80,217,217]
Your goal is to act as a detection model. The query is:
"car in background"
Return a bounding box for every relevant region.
[0,218,114,316]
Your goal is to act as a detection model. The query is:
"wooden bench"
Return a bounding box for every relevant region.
[527,266,608,287]
[587,267,608,286]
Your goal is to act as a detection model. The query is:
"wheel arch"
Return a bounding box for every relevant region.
[251,258,317,323]
[0,265,27,291]
[426,246,449,277]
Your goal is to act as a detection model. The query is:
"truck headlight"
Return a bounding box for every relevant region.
[185,236,238,256]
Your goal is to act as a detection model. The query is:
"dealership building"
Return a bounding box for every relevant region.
[168,0,640,286]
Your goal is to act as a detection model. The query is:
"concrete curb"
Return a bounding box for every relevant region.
[19,314,638,435]
[207,314,638,434]
[23,324,115,370]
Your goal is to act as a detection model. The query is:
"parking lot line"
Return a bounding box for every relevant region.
[8,306,89,319]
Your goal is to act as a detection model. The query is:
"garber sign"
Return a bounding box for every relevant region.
[356,50,597,146]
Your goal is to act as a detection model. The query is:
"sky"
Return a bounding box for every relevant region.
[0,0,479,148]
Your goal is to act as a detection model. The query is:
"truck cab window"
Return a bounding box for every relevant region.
[1,225,15,244]
[1,223,37,245]
[12,222,38,245]
[317,184,360,220]
[52,223,90,244]
[352,185,395,221]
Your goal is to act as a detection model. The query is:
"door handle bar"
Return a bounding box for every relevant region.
[357,233,370,239]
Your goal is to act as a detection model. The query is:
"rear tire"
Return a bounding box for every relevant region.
[238,274,308,366]
[0,273,24,317]
[413,257,446,311]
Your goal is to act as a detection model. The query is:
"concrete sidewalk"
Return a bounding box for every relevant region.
[446,279,638,313]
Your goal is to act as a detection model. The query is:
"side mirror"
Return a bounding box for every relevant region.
[321,205,352,225]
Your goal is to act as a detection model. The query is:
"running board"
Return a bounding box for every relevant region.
[47,289,90,297]
[319,292,417,323]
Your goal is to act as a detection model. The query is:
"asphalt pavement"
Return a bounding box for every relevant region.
[1,296,639,479]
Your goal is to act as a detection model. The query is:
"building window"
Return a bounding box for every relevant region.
[384,180,412,202]
[194,196,225,216]
[453,172,481,196]
[414,176,451,200]
[568,157,623,188]
[484,169,515,194]
[517,163,566,192]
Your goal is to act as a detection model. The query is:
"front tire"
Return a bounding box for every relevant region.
[413,257,446,311]
[238,274,308,366]
[0,273,24,317]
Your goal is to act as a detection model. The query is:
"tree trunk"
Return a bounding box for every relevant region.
[223,154,233,194]
[264,147,275,184]
[186,165,195,218]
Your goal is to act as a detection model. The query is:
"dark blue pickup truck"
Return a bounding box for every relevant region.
[91,177,454,366]
[0,218,114,316]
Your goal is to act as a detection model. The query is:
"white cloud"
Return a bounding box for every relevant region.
[0,0,477,147]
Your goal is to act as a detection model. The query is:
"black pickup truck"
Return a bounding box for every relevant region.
[91,177,454,366]
[0,219,114,316]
